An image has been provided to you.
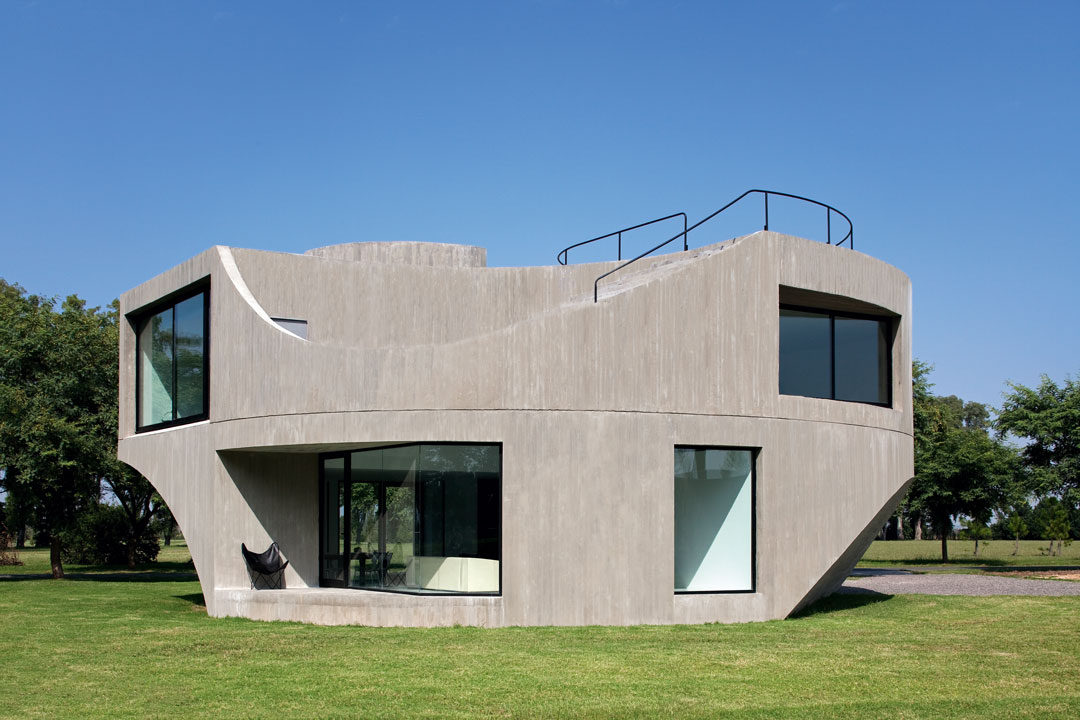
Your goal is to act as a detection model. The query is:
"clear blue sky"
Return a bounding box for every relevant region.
[1,1,1077,410]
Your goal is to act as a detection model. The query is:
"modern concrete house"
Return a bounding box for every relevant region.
[117,192,913,627]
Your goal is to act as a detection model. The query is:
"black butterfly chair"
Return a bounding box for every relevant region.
[241,542,289,590]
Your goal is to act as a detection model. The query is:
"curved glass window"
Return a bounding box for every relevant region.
[319,444,501,595]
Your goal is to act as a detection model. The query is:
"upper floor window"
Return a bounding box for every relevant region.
[779,304,891,406]
[135,284,209,431]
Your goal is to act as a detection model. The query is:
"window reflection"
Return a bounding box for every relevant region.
[135,286,208,431]
[779,306,890,406]
[320,444,501,595]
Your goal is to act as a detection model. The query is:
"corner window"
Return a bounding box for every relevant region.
[320,443,501,595]
[134,284,209,431]
[779,305,891,406]
[674,447,755,593]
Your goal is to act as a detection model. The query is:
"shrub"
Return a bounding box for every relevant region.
[61,504,160,566]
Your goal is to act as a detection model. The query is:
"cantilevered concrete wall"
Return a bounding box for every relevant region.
[118,232,913,626]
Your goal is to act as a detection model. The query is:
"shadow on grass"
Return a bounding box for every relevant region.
[791,592,894,619]
[65,572,198,583]
[175,592,206,608]
[0,564,198,583]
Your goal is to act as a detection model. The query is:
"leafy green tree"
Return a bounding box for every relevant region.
[152,494,178,546]
[0,281,116,577]
[996,374,1080,505]
[101,461,168,568]
[1004,512,1028,556]
[1032,497,1073,557]
[905,360,936,541]
[960,517,992,556]
[906,362,1021,562]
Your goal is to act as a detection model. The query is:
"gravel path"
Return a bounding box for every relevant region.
[842,569,1080,597]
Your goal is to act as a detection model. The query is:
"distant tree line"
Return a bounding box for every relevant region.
[892,360,1078,560]
[0,279,174,577]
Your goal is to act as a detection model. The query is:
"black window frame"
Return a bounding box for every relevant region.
[318,441,503,597]
[673,445,757,595]
[779,303,893,408]
[132,280,210,433]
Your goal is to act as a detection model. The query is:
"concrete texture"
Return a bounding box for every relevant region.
[117,231,913,627]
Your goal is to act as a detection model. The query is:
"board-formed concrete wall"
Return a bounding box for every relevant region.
[117,231,913,627]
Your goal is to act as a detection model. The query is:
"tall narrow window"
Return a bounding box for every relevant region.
[779,305,891,406]
[674,447,755,593]
[135,284,209,431]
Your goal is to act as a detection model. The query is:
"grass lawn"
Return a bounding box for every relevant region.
[0,574,1078,718]
[859,540,1080,568]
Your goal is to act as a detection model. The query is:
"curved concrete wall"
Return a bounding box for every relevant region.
[118,231,912,626]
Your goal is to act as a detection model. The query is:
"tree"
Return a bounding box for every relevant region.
[960,517,991,556]
[101,461,166,568]
[905,361,1021,561]
[1032,497,1073,557]
[996,374,1080,506]
[1004,512,1028,556]
[0,281,117,577]
[153,496,178,546]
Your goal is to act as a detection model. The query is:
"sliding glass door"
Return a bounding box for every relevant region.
[319,443,501,595]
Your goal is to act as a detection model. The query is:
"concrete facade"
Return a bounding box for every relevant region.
[117,231,913,627]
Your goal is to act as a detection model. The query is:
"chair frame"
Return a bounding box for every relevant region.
[241,542,289,590]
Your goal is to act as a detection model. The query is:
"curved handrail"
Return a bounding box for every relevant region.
[557,212,688,265]
[591,189,853,302]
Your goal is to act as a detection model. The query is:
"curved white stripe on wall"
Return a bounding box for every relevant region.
[216,246,309,341]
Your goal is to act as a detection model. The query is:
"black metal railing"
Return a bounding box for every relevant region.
[588,189,853,302]
[557,212,688,266]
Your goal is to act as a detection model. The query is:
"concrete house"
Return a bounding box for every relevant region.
[117,193,913,627]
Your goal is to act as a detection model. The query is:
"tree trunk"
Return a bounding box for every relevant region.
[897,514,904,541]
[15,524,25,549]
[973,539,980,557]
[1049,539,1055,556]
[127,539,136,569]
[941,533,949,563]
[1013,536,1019,556]
[914,519,922,541]
[50,536,64,579]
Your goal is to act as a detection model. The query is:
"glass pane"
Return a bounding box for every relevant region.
[174,293,205,419]
[415,445,500,593]
[321,458,345,584]
[779,309,831,399]
[834,317,889,404]
[384,481,415,588]
[348,482,379,588]
[674,448,753,592]
[138,308,174,427]
[329,444,500,594]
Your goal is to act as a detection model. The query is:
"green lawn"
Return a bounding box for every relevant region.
[2,541,1078,717]
[859,539,1080,568]
[0,574,1078,718]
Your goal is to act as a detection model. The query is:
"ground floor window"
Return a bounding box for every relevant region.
[674,447,755,593]
[319,443,501,595]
